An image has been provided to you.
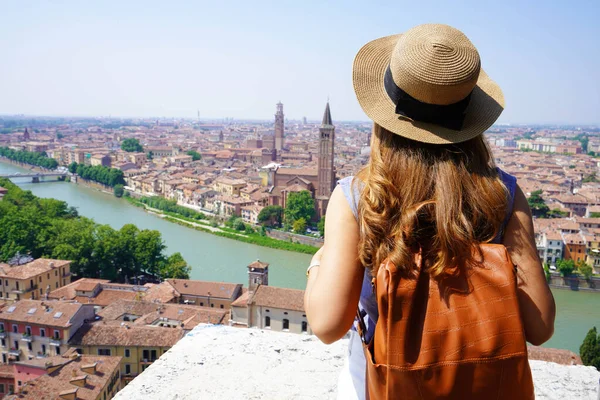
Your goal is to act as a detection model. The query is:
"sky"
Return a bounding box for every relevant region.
[0,0,598,124]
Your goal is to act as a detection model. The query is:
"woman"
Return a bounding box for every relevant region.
[304,24,555,399]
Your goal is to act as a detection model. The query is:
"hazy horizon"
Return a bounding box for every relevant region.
[1,1,598,125]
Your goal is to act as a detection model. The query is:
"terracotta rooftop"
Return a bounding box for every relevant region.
[8,353,121,400]
[73,289,137,307]
[70,323,184,347]
[49,278,110,301]
[0,300,90,328]
[247,260,269,270]
[166,279,241,300]
[527,345,582,365]
[0,259,70,280]
[142,282,180,303]
[250,286,305,312]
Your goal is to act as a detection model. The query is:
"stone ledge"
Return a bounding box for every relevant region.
[115,325,600,400]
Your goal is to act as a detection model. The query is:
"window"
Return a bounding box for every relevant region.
[125,364,131,375]
[265,316,271,328]
[0,323,4,332]
[41,344,46,355]
[98,349,111,356]
[143,349,149,360]
[55,270,58,277]
[55,282,58,288]
[283,312,288,315]
[15,282,18,290]
[56,346,60,355]
[13,341,19,350]
[283,319,290,331]
[26,326,31,336]
[302,321,308,333]
[151,350,157,361]
[40,328,45,337]
[38,277,42,283]
[220,304,224,309]
[199,302,204,306]
[39,288,42,295]
[211,304,214,308]
[4,280,7,286]
[27,342,32,351]
[125,348,130,358]
[1,354,5,363]
[17,381,21,387]
[47,274,49,280]
[0,383,4,393]
[265,309,270,313]
[53,330,60,339]
[1,339,5,347]
[8,385,14,395]
[12,325,17,333]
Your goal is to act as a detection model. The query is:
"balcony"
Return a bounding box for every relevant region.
[20,333,33,343]
[8,348,21,357]
[11,284,38,295]
[113,325,600,400]
[49,338,61,347]
[140,358,157,365]
[35,352,48,359]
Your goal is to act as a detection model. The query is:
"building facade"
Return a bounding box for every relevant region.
[274,102,284,152]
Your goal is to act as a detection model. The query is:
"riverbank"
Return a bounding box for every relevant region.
[125,196,319,255]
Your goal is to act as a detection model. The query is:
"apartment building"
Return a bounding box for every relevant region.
[0,300,95,364]
[69,324,183,385]
[11,351,122,399]
[0,259,72,302]
[165,279,242,309]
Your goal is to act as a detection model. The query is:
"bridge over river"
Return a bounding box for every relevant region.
[0,172,68,182]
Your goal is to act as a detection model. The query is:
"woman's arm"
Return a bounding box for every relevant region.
[503,184,556,345]
[304,185,364,344]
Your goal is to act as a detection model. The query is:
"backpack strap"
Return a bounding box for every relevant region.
[356,307,368,344]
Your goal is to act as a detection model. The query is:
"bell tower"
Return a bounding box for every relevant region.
[248,260,269,292]
[317,102,335,198]
[274,102,284,152]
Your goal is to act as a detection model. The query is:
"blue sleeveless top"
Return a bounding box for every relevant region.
[338,168,517,342]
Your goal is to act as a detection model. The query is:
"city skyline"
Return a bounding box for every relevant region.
[1,1,599,124]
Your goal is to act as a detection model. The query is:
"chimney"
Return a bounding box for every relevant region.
[49,262,55,268]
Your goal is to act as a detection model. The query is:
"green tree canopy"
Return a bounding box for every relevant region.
[186,150,202,161]
[580,327,600,370]
[160,252,191,280]
[121,138,143,153]
[113,184,124,198]
[293,218,307,234]
[556,259,575,277]
[578,262,594,280]
[0,178,185,283]
[284,191,315,225]
[527,190,549,218]
[317,216,325,237]
[0,147,58,170]
[257,205,283,227]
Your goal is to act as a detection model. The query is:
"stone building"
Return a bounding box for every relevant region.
[274,102,285,153]
[230,260,311,335]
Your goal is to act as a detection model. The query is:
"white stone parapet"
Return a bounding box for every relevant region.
[115,325,600,400]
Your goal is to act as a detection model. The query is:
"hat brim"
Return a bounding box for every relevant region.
[353,34,505,144]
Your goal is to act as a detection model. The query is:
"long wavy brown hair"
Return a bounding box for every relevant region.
[356,124,509,279]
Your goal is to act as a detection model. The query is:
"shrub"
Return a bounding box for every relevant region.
[580,327,600,370]
[234,219,246,231]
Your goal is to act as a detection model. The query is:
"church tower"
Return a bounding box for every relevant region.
[274,102,284,152]
[22,128,30,142]
[317,102,335,198]
[247,260,269,293]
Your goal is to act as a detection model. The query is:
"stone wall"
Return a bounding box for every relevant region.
[548,274,600,292]
[115,325,600,400]
[266,229,323,247]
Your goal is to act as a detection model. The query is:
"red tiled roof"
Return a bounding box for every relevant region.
[166,279,241,300]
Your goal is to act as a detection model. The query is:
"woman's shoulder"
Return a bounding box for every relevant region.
[337,176,364,220]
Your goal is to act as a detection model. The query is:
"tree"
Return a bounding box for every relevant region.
[591,212,600,218]
[146,151,154,160]
[160,252,191,279]
[580,327,600,370]
[257,205,283,227]
[56,133,64,139]
[186,150,202,161]
[527,190,549,218]
[284,191,315,225]
[121,138,143,153]
[556,259,575,277]
[543,263,552,283]
[293,218,307,234]
[578,262,594,280]
[317,216,325,237]
[68,162,78,174]
[233,218,246,231]
[113,184,124,198]
[548,209,569,218]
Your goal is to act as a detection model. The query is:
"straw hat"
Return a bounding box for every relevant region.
[353,24,504,144]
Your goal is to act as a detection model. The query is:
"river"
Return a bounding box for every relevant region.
[0,161,597,353]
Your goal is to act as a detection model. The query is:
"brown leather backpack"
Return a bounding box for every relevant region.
[357,244,534,400]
